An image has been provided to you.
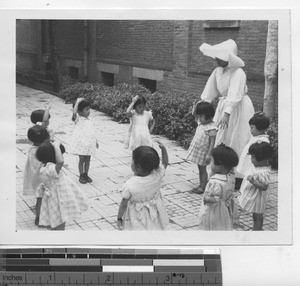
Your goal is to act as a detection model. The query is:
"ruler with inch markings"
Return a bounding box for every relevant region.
[0,248,222,285]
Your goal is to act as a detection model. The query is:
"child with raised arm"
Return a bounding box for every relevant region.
[30,102,54,140]
[69,97,99,184]
[199,144,239,230]
[124,95,155,150]
[36,140,89,230]
[117,142,169,230]
[186,101,217,194]
[238,142,273,231]
[23,125,50,225]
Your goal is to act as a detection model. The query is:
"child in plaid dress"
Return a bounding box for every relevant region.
[36,140,89,230]
[238,142,273,231]
[186,101,217,194]
[69,98,99,184]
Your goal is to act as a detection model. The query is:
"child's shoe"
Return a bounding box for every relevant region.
[84,173,93,183]
[79,174,87,184]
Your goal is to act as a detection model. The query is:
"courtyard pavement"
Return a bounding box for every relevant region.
[16,84,278,231]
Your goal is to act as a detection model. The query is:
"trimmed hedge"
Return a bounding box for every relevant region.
[59,77,278,169]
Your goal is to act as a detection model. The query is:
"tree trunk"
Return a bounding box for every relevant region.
[263,20,278,120]
[48,20,61,92]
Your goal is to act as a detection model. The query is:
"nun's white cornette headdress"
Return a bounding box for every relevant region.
[199,39,244,68]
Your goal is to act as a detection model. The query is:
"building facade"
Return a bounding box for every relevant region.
[16,19,276,112]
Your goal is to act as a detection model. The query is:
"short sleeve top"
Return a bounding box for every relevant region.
[121,166,165,203]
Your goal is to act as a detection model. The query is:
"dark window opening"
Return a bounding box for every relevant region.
[138,78,156,93]
[203,20,241,29]
[69,66,79,80]
[101,72,114,87]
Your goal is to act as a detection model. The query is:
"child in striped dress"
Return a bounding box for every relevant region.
[235,112,270,190]
[186,101,217,194]
[238,142,273,231]
[36,140,89,230]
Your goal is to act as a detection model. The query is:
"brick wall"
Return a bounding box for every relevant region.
[16,20,39,72]
[55,20,84,60]
[16,20,277,116]
[160,20,271,112]
[95,20,174,71]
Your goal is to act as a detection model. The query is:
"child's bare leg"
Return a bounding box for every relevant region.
[84,156,91,174]
[34,197,42,225]
[253,213,264,231]
[78,155,85,175]
[51,223,65,231]
[192,165,206,194]
[84,156,92,182]
[78,155,87,183]
[198,165,208,190]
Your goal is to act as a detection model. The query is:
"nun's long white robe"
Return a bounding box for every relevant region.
[201,65,254,157]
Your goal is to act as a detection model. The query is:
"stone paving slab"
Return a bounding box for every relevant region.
[15,84,278,231]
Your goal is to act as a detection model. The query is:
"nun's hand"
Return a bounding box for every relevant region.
[218,113,230,129]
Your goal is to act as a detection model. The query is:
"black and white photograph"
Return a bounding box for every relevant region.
[0,8,292,246]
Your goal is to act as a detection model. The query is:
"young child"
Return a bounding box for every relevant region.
[186,101,217,194]
[35,140,89,230]
[30,103,54,140]
[199,144,239,230]
[117,142,169,230]
[23,125,50,225]
[238,142,273,231]
[235,112,270,189]
[124,95,155,150]
[30,105,50,126]
[69,97,99,184]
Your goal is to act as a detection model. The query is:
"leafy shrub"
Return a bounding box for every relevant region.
[58,78,278,170]
[267,122,278,170]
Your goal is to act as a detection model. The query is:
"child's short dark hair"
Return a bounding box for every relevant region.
[248,142,273,162]
[133,96,147,110]
[132,146,160,173]
[194,102,215,120]
[30,109,51,124]
[249,113,270,131]
[73,99,90,112]
[36,140,66,165]
[27,125,50,146]
[211,144,239,170]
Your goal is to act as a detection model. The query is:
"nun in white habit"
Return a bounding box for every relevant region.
[199,39,255,158]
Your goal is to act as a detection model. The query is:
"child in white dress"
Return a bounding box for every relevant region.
[23,125,50,225]
[238,142,273,231]
[35,140,89,230]
[186,101,217,194]
[124,95,155,150]
[69,98,99,184]
[199,144,239,230]
[117,142,169,230]
[235,112,270,189]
